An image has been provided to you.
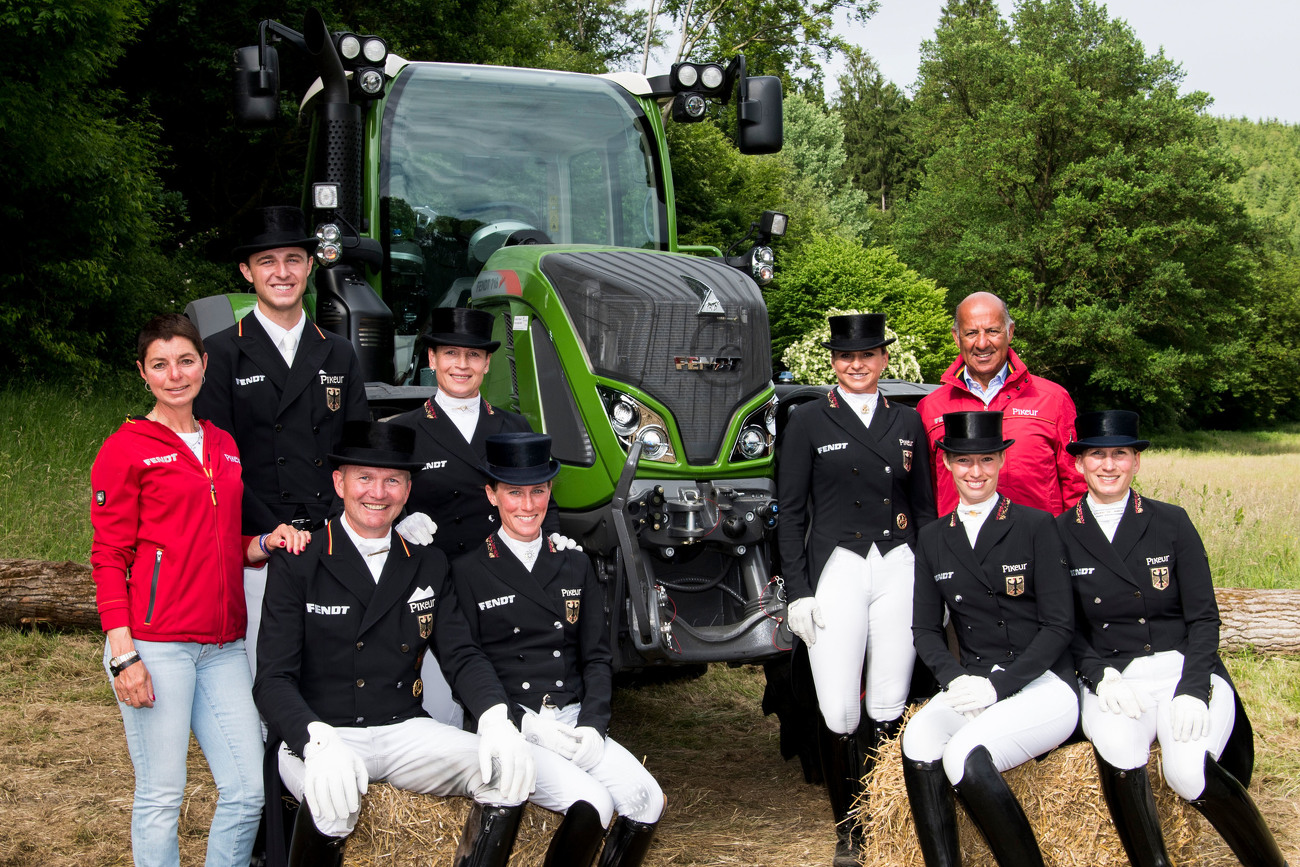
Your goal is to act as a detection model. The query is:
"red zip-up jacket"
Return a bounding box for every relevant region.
[916,348,1086,516]
[90,417,249,643]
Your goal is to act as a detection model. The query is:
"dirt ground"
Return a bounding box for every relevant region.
[2,630,1297,866]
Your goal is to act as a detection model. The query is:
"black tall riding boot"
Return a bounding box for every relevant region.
[543,800,606,867]
[902,757,961,867]
[454,803,526,867]
[1093,749,1171,867]
[953,746,1045,867]
[820,726,865,867]
[286,802,346,867]
[595,816,657,867]
[1190,753,1288,867]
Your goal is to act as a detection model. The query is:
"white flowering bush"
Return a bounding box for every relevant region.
[781,308,924,385]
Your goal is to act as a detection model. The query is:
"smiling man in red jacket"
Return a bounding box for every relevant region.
[916,292,1085,516]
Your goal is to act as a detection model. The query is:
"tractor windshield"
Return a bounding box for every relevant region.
[379,63,667,336]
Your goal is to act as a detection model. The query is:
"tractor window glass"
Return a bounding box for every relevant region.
[379,64,666,336]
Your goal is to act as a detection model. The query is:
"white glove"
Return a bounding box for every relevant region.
[521,713,581,759]
[785,597,825,645]
[395,512,438,545]
[1170,694,1211,743]
[477,704,536,803]
[570,726,606,771]
[549,532,583,552]
[1096,667,1145,719]
[943,675,998,714]
[302,721,368,825]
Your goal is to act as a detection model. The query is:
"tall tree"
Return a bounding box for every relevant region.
[836,48,913,211]
[894,0,1274,425]
[0,0,180,374]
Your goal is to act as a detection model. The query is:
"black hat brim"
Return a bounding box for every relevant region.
[1066,436,1150,456]
[482,460,561,486]
[328,450,424,472]
[423,331,501,353]
[232,237,320,262]
[937,436,1016,455]
[821,336,896,352]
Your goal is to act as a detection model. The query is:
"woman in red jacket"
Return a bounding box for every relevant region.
[91,313,309,867]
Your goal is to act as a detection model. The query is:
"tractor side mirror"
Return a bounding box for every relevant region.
[233,44,280,128]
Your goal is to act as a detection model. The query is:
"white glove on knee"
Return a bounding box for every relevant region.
[548,532,583,552]
[302,721,369,825]
[478,704,536,804]
[1096,667,1145,719]
[395,512,438,545]
[943,674,997,713]
[785,597,825,645]
[571,726,605,771]
[521,713,581,759]
[1170,694,1211,742]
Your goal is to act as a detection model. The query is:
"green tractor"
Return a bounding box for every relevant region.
[195,10,794,671]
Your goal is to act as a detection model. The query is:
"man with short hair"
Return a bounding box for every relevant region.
[254,421,535,867]
[916,291,1085,515]
[195,206,372,677]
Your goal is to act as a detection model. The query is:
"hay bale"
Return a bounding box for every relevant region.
[854,714,1233,867]
[344,785,561,867]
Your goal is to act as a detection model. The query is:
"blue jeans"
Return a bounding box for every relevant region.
[107,638,265,867]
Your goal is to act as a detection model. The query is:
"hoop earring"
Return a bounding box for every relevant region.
[144,381,150,391]
[202,374,206,384]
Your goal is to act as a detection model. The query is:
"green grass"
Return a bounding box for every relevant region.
[1153,423,1300,454]
[0,377,140,562]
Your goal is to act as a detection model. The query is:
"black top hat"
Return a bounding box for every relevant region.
[821,313,897,352]
[328,421,423,472]
[1067,410,1150,456]
[231,206,319,262]
[421,308,501,353]
[482,433,561,486]
[937,411,1016,454]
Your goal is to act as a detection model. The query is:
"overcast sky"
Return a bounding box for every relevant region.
[824,0,1300,123]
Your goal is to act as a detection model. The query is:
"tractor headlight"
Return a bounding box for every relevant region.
[358,68,385,95]
[737,426,766,459]
[337,33,361,61]
[731,395,778,461]
[599,387,677,464]
[362,37,387,63]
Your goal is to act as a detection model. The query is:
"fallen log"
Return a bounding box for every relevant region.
[1,559,1298,654]
[0,559,100,630]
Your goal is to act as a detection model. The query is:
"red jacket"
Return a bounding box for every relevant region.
[916,348,1086,516]
[90,417,249,643]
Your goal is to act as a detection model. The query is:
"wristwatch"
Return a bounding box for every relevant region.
[110,650,141,677]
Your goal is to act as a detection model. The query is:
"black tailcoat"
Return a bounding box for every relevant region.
[777,389,936,600]
[195,314,369,533]
[389,397,557,557]
[1057,492,1256,783]
[1056,493,1225,702]
[253,520,508,755]
[451,534,613,735]
[912,496,1075,699]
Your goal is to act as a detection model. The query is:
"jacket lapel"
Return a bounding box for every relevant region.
[972,495,1014,562]
[235,314,289,390]
[825,390,898,464]
[1064,498,1138,587]
[423,398,487,470]
[485,534,561,614]
[279,323,332,415]
[941,510,989,588]
[319,521,379,608]
[360,530,417,634]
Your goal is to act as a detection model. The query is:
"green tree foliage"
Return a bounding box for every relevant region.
[779,93,874,245]
[893,0,1278,425]
[765,236,951,381]
[836,48,914,213]
[653,0,876,88]
[0,0,184,375]
[1217,119,1300,257]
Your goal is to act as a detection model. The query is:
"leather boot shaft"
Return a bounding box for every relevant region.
[596,816,657,867]
[454,803,525,867]
[954,746,1045,867]
[902,757,961,867]
[543,800,606,867]
[1190,753,1288,867]
[1092,749,1171,867]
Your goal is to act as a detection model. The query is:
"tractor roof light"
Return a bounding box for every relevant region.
[672,93,708,123]
[750,246,775,285]
[316,222,342,243]
[316,241,342,266]
[674,64,699,89]
[357,68,385,95]
[759,210,788,238]
[337,33,362,61]
[700,64,725,90]
[313,183,340,210]
[361,36,387,63]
